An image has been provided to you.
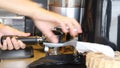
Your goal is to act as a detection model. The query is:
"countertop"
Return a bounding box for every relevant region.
[0,45,46,68]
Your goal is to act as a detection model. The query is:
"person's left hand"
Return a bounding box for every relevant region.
[0,24,30,50]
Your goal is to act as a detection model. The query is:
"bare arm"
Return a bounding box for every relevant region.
[0,0,39,17]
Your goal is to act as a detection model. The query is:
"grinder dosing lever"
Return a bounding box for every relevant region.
[1,35,45,45]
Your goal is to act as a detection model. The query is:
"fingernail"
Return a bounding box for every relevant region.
[66,26,69,30]
[73,28,77,32]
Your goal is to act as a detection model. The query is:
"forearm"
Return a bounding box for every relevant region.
[0,0,64,21]
[0,0,41,17]
[0,24,6,29]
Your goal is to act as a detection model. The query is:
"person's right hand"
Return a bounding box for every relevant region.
[31,8,82,43]
[0,24,30,50]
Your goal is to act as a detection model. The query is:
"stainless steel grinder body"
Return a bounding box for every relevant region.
[48,0,81,22]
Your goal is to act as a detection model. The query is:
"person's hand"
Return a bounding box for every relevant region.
[31,8,82,43]
[0,24,30,50]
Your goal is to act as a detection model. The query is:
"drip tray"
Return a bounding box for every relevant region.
[0,46,34,59]
[28,54,86,68]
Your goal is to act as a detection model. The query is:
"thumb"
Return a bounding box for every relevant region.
[17,32,31,37]
[22,33,31,36]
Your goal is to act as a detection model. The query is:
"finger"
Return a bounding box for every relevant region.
[71,18,82,33]
[18,40,26,49]
[21,33,31,36]
[60,22,69,33]
[1,40,7,50]
[35,21,59,43]
[6,37,14,50]
[17,32,31,36]
[42,29,58,43]
[47,17,69,33]
[11,37,20,50]
[65,21,76,36]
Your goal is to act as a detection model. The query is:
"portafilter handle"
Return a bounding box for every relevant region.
[1,35,45,45]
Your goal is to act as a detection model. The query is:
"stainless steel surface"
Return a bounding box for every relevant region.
[79,0,85,24]
[43,38,77,55]
[0,9,25,32]
[49,6,80,21]
[79,8,84,24]
[43,38,77,48]
[49,0,85,7]
[48,0,81,21]
[36,36,45,43]
[53,0,81,7]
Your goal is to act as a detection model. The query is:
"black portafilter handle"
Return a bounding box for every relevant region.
[1,35,44,45]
